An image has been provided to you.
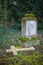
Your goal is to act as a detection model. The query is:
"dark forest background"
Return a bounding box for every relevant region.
[0,0,43,32]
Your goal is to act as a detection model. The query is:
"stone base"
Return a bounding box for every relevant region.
[19,40,40,48]
[24,40,40,48]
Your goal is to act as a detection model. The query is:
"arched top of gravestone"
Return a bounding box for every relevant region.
[24,14,35,17]
[22,14,37,22]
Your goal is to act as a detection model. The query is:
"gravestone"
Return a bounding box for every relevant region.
[21,14,40,47]
[6,46,35,55]
[22,14,37,38]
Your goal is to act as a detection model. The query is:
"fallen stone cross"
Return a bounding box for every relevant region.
[6,46,35,55]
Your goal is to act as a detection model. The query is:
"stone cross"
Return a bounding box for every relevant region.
[6,46,35,55]
[22,14,37,38]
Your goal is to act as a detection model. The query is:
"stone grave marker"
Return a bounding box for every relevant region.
[22,14,37,38]
[6,46,35,55]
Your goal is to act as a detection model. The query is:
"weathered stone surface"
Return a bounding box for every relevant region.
[22,14,37,38]
[19,40,40,48]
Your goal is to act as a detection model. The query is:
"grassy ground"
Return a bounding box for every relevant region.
[0,45,43,65]
[0,28,43,48]
[0,28,43,65]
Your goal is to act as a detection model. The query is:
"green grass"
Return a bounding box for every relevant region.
[0,28,43,48]
[0,51,43,65]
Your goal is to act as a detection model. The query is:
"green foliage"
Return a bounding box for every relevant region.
[19,37,30,42]
[0,51,43,65]
[0,0,43,29]
[31,37,39,41]
[19,36,39,42]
